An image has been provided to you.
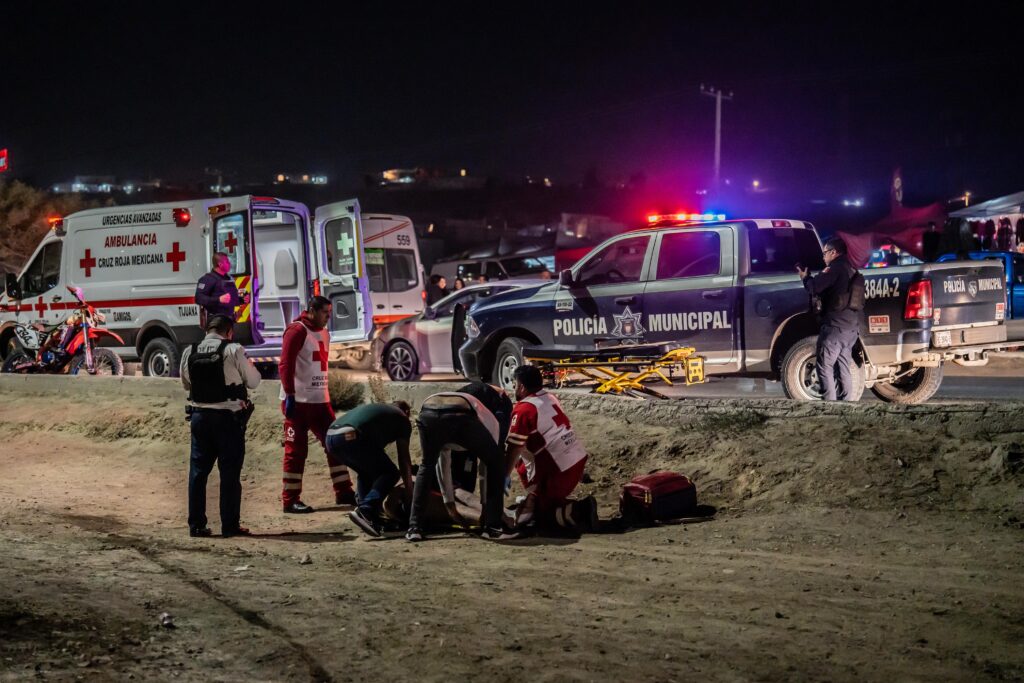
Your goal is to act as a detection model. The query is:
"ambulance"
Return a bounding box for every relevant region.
[335,213,426,369]
[0,196,373,377]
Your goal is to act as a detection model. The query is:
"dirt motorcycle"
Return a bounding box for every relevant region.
[2,287,125,376]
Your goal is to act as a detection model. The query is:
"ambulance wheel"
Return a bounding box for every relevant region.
[492,337,526,393]
[142,337,180,378]
[780,335,864,402]
[70,348,124,376]
[384,341,420,381]
[870,364,943,404]
[344,348,374,371]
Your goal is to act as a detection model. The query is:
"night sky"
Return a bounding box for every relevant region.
[5,2,1023,203]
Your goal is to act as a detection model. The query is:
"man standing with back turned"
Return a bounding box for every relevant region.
[181,315,261,537]
[797,237,862,401]
[279,296,356,513]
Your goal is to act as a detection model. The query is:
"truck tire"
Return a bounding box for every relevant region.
[870,364,943,404]
[384,341,420,381]
[492,337,527,392]
[780,335,864,401]
[142,337,180,378]
[70,348,125,376]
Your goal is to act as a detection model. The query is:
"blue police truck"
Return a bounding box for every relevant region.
[458,218,1009,404]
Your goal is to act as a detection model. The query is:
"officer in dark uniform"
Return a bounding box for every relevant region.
[797,237,861,401]
[195,252,249,325]
[180,315,262,537]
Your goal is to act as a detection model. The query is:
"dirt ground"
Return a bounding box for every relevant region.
[1,386,1023,682]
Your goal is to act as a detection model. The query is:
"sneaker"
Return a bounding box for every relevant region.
[283,501,315,514]
[222,526,252,538]
[481,525,521,541]
[335,490,357,507]
[189,527,212,538]
[405,526,424,542]
[348,508,383,538]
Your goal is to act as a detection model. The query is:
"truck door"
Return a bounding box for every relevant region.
[313,200,373,343]
[555,233,653,349]
[209,199,257,345]
[642,228,738,367]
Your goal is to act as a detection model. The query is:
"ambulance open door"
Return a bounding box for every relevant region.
[313,199,373,344]
[209,198,258,345]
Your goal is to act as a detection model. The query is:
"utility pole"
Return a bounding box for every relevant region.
[700,84,733,188]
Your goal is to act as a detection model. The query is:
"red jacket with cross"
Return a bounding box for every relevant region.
[279,312,331,404]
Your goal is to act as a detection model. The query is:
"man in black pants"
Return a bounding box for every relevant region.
[408,382,512,541]
[325,401,414,537]
[180,315,261,537]
[797,237,862,401]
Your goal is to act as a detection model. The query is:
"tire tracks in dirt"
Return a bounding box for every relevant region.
[57,513,335,683]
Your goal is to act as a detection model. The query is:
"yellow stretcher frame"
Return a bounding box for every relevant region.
[524,346,706,399]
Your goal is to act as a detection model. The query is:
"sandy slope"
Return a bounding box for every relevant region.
[1,389,1022,682]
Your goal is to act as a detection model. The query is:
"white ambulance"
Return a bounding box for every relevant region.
[335,214,425,368]
[0,196,374,377]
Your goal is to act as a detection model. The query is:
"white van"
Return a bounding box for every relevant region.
[0,195,373,376]
[334,214,424,369]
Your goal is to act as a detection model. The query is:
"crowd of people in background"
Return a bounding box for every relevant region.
[959,217,1024,254]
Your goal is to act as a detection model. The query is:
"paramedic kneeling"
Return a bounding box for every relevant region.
[325,401,414,538]
[506,365,597,534]
[180,315,261,538]
[797,237,861,401]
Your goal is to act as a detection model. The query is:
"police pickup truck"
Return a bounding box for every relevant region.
[458,218,1009,404]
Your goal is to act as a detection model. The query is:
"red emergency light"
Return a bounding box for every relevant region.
[0,148,8,173]
[47,215,64,231]
[252,196,280,205]
[173,208,192,227]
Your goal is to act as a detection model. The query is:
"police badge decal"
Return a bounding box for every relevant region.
[612,306,645,337]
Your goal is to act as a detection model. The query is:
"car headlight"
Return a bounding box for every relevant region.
[466,314,480,339]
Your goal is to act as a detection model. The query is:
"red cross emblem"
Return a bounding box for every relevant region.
[79,249,97,277]
[312,340,329,371]
[223,232,238,253]
[34,297,47,317]
[166,242,186,272]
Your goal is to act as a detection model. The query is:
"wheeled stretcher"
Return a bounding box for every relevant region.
[523,342,706,399]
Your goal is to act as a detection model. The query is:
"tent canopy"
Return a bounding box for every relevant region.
[949,191,1024,219]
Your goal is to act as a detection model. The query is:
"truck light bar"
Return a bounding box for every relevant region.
[646,213,726,223]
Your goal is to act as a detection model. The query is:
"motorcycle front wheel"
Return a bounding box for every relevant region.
[69,348,125,376]
[1,351,34,374]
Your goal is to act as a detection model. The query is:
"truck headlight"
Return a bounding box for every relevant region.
[466,314,480,339]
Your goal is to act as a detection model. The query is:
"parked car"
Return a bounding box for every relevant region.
[431,252,554,283]
[376,280,541,380]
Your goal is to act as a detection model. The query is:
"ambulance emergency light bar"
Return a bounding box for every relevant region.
[646,212,727,223]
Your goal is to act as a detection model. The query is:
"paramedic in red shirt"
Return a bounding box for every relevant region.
[505,365,598,534]
[278,296,356,512]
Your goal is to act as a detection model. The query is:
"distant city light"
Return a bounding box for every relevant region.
[276,174,286,182]
[460,168,467,177]
[752,179,760,189]
[842,198,865,207]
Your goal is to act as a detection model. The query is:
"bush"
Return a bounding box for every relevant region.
[328,370,365,411]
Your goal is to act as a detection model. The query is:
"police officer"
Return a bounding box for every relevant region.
[180,315,261,537]
[195,252,250,326]
[797,237,861,401]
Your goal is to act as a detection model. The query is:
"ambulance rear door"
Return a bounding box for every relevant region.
[313,199,373,343]
[207,197,258,345]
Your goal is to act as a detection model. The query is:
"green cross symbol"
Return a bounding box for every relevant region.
[336,233,354,255]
